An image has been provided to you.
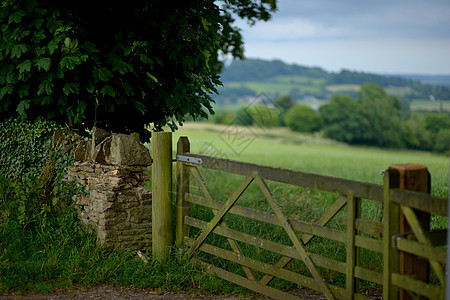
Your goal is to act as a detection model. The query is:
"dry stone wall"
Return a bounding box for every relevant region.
[67,128,153,249]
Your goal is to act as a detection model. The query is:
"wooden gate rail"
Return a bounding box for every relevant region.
[174,137,447,300]
[184,153,384,202]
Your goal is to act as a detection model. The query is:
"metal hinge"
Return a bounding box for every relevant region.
[176,155,202,165]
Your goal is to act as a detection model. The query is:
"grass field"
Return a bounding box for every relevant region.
[410,99,450,111]
[172,122,448,197]
[169,122,448,293]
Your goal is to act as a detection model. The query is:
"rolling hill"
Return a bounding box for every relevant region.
[215,59,450,106]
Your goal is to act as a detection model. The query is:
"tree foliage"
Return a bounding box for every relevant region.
[320,84,411,148]
[319,95,369,143]
[250,105,279,128]
[285,104,321,133]
[0,0,277,137]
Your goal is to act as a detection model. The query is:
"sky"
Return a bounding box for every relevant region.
[233,0,450,75]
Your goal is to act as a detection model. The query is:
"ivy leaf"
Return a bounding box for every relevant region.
[10,44,27,59]
[101,85,115,97]
[17,60,32,73]
[63,82,79,96]
[36,57,51,71]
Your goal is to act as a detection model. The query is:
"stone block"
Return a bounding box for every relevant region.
[128,206,151,224]
[109,134,152,166]
[74,140,89,161]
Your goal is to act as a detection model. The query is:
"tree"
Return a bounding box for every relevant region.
[212,109,235,125]
[319,95,369,143]
[434,128,450,153]
[250,105,279,128]
[425,113,450,134]
[285,104,321,133]
[274,95,294,112]
[0,0,277,138]
[357,83,407,147]
[236,106,253,126]
[274,94,293,126]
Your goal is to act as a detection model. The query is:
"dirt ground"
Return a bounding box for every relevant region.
[0,285,327,299]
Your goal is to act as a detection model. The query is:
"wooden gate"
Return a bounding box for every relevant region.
[173,136,447,299]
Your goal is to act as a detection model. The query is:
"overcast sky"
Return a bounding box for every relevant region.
[234,0,450,74]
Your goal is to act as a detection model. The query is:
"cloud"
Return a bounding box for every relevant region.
[234,0,450,73]
[243,37,450,74]
[238,18,347,41]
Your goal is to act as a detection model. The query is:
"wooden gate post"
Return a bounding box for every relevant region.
[388,163,430,300]
[152,132,173,263]
[176,137,190,248]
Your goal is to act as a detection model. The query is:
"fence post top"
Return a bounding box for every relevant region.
[388,163,427,171]
[152,131,172,137]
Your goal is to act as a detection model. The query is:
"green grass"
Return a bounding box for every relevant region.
[173,123,448,196]
[326,84,360,92]
[171,122,448,294]
[410,99,450,111]
[225,80,323,95]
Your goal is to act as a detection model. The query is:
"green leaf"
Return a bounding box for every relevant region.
[76,101,87,117]
[122,81,134,96]
[64,37,71,48]
[8,11,25,24]
[109,55,133,75]
[18,84,29,98]
[202,50,211,69]
[93,67,112,82]
[86,84,94,94]
[36,57,51,71]
[5,70,16,84]
[47,40,58,55]
[140,54,153,65]
[146,72,159,84]
[133,100,147,115]
[16,99,30,116]
[10,44,27,59]
[63,82,79,96]
[17,60,31,73]
[0,84,13,99]
[60,56,81,70]
[17,205,25,214]
[37,80,53,96]
[101,85,115,97]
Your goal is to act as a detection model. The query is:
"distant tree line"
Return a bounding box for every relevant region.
[208,83,450,154]
[218,59,450,102]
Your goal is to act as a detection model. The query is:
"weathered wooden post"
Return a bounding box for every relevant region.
[388,163,430,300]
[176,137,190,248]
[152,132,173,263]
